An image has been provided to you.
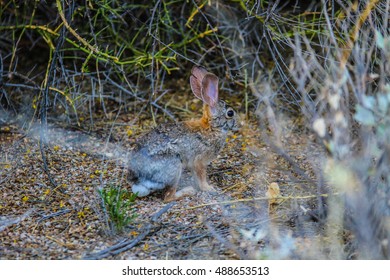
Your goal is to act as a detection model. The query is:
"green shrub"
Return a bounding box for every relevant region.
[98,184,137,234]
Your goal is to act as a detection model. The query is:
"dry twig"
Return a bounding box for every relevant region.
[84,202,176,259]
[0,209,34,232]
[183,193,337,211]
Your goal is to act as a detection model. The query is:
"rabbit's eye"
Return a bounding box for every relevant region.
[226,108,235,118]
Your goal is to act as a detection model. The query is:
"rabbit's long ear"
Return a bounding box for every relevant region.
[201,73,219,108]
[190,66,208,100]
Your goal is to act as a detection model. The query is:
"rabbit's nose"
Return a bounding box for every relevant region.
[231,120,241,131]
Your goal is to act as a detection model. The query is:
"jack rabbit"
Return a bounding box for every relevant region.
[128,66,239,201]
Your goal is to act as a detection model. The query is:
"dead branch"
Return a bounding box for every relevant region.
[0,209,34,232]
[83,202,176,259]
[183,192,337,211]
[37,209,71,223]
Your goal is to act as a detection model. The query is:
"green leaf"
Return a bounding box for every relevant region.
[362,95,376,110]
[376,30,385,49]
[354,105,375,126]
[377,94,388,114]
[98,184,138,233]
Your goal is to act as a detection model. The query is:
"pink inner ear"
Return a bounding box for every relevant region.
[201,73,219,108]
[191,66,208,81]
[190,66,209,100]
[190,76,202,100]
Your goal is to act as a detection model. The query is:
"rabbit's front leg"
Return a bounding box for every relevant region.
[164,186,196,202]
[164,186,178,202]
[192,157,216,192]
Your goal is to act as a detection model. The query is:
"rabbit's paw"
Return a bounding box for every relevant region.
[176,186,197,197]
[164,186,196,202]
[199,182,217,194]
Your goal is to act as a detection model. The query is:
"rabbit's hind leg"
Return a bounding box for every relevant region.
[132,180,165,197]
[162,161,184,202]
[130,153,182,198]
[162,157,197,201]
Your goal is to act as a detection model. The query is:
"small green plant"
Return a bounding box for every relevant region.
[98,184,137,233]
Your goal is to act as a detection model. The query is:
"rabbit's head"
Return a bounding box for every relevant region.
[189,66,239,132]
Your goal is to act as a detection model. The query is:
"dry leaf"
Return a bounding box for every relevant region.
[266,182,281,206]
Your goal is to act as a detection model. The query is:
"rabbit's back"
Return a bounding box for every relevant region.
[131,122,225,167]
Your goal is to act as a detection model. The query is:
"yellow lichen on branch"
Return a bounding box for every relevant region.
[186,0,207,28]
